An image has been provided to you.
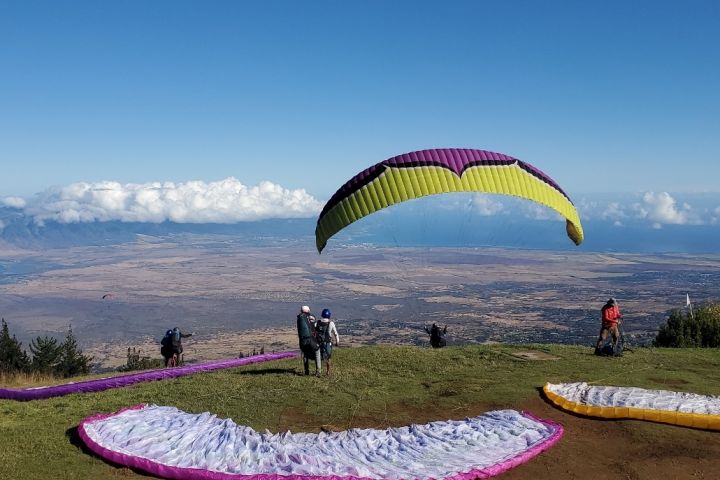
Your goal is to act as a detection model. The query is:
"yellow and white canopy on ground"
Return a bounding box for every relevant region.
[544,382,720,430]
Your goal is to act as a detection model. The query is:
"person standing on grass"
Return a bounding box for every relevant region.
[296,305,321,377]
[315,308,340,376]
[425,323,447,348]
[170,327,193,365]
[595,298,622,355]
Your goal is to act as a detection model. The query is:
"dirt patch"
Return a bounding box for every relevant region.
[508,350,561,361]
[499,395,720,479]
[647,377,690,387]
[275,393,720,479]
[275,400,502,433]
[85,327,299,369]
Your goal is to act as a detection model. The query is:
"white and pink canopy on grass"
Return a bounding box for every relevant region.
[79,404,563,480]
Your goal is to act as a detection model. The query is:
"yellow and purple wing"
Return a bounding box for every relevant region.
[315,148,583,253]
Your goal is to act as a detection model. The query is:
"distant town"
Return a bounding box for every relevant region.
[2,228,718,369]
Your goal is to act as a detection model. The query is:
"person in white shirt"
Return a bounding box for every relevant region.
[316,308,340,376]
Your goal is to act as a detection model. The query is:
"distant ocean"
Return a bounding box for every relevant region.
[340,207,720,254]
[2,198,720,254]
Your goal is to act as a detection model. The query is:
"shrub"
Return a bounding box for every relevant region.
[0,318,30,373]
[118,347,165,371]
[654,303,720,347]
[56,327,93,377]
[29,336,62,374]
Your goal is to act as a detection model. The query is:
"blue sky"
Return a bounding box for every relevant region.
[1,0,719,208]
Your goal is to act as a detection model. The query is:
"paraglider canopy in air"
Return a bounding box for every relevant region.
[315,148,584,253]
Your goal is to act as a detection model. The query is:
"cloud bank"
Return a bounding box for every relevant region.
[6,181,720,231]
[2,196,27,209]
[22,178,323,225]
[466,192,717,227]
[578,191,707,227]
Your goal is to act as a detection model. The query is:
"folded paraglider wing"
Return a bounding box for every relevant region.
[544,382,720,430]
[79,404,564,480]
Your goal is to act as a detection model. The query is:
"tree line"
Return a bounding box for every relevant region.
[0,318,92,378]
[654,302,720,348]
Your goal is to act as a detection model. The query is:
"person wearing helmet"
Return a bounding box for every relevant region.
[160,329,174,366]
[296,305,321,376]
[171,327,193,365]
[595,298,622,355]
[161,327,192,367]
[315,308,340,376]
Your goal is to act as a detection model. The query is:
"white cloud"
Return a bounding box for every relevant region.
[2,196,26,208]
[574,192,710,227]
[521,203,562,221]
[601,202,627,222]
[469,194,505,216]
[23,178,323,225]
[713,206,720,225]
[576,198,599,220]
[637,191,702,226]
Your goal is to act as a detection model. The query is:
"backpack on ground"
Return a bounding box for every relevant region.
[595,342,622,357]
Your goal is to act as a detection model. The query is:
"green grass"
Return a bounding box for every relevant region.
[1,344,719,479]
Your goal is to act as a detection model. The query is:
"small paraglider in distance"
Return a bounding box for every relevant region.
[314,148,585,253]
[102,293,114,300]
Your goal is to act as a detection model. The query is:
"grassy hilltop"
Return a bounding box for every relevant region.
[1,344,719,479]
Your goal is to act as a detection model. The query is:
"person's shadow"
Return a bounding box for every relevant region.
[237,367,297,376]
[68,426,164,476]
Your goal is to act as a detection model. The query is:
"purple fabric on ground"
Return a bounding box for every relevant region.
[0,351,297,401]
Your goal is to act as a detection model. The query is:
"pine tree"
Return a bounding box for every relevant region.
[56,326,93,378]
[30,336,62,374]
[654,303,720,348]
[0,318,30,373]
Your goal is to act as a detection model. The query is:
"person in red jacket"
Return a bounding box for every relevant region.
[595,298,622,354]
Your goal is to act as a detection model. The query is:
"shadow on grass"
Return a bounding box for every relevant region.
[535,385,620,423]
[65,426,88,452]
[66,426,156,478]
[237,367,298,376]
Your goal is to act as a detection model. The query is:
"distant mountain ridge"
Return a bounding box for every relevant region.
[2,206,719,253]
[0,207,316,248]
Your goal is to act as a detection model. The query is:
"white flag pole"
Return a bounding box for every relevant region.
[686,293,695,321]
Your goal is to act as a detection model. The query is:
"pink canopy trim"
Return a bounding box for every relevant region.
[78,405,563,480]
